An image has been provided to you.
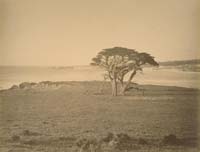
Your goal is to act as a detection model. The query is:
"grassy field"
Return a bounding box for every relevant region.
[0,81,199,152]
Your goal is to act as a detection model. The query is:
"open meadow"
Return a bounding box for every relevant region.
[0,81,199,152]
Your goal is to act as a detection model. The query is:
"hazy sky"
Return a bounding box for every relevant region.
[0,0,199,66]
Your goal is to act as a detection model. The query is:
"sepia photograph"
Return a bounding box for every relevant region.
[0,0,199,151]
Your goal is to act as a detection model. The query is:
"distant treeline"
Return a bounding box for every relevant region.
[159,59,200,66]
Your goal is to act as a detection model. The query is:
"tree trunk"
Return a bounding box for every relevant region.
[120,70,136,95]
[119,80,125,95]
[111,78,117,96]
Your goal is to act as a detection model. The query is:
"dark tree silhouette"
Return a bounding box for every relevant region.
[91,47,158,96]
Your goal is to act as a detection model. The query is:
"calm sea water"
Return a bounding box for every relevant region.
[0,66,199,90]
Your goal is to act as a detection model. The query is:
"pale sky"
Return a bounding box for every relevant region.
[0,0,199,66]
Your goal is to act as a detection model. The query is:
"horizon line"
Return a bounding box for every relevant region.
[0,58,200,67]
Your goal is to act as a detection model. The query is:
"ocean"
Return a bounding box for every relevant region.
[0,66,199,90]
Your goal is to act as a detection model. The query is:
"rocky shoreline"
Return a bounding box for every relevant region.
[7,81,76,90]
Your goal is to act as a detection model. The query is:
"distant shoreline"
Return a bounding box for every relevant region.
[0,65,200,90]
[0,60,200,72]
[1,81,199,92]
[1,58,200,67]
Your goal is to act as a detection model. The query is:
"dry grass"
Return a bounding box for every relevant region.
[0,81,199,152]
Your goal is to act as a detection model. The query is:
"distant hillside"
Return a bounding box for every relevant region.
[159,59,200,66]
[159,59,200,72]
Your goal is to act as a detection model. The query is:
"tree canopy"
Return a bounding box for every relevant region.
[91,47,159,96]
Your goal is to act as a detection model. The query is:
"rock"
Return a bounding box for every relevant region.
[10,85,19,90]
[19,82,38,89]
[19,82,32,89]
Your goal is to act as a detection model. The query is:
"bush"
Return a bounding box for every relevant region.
[102,132,114,143]
[76,137,101,152]
[162,134,180,145]
[138,138,148,145]
[11,135,20,141]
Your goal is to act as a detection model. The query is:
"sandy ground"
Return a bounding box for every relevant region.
[0,81,199,152]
